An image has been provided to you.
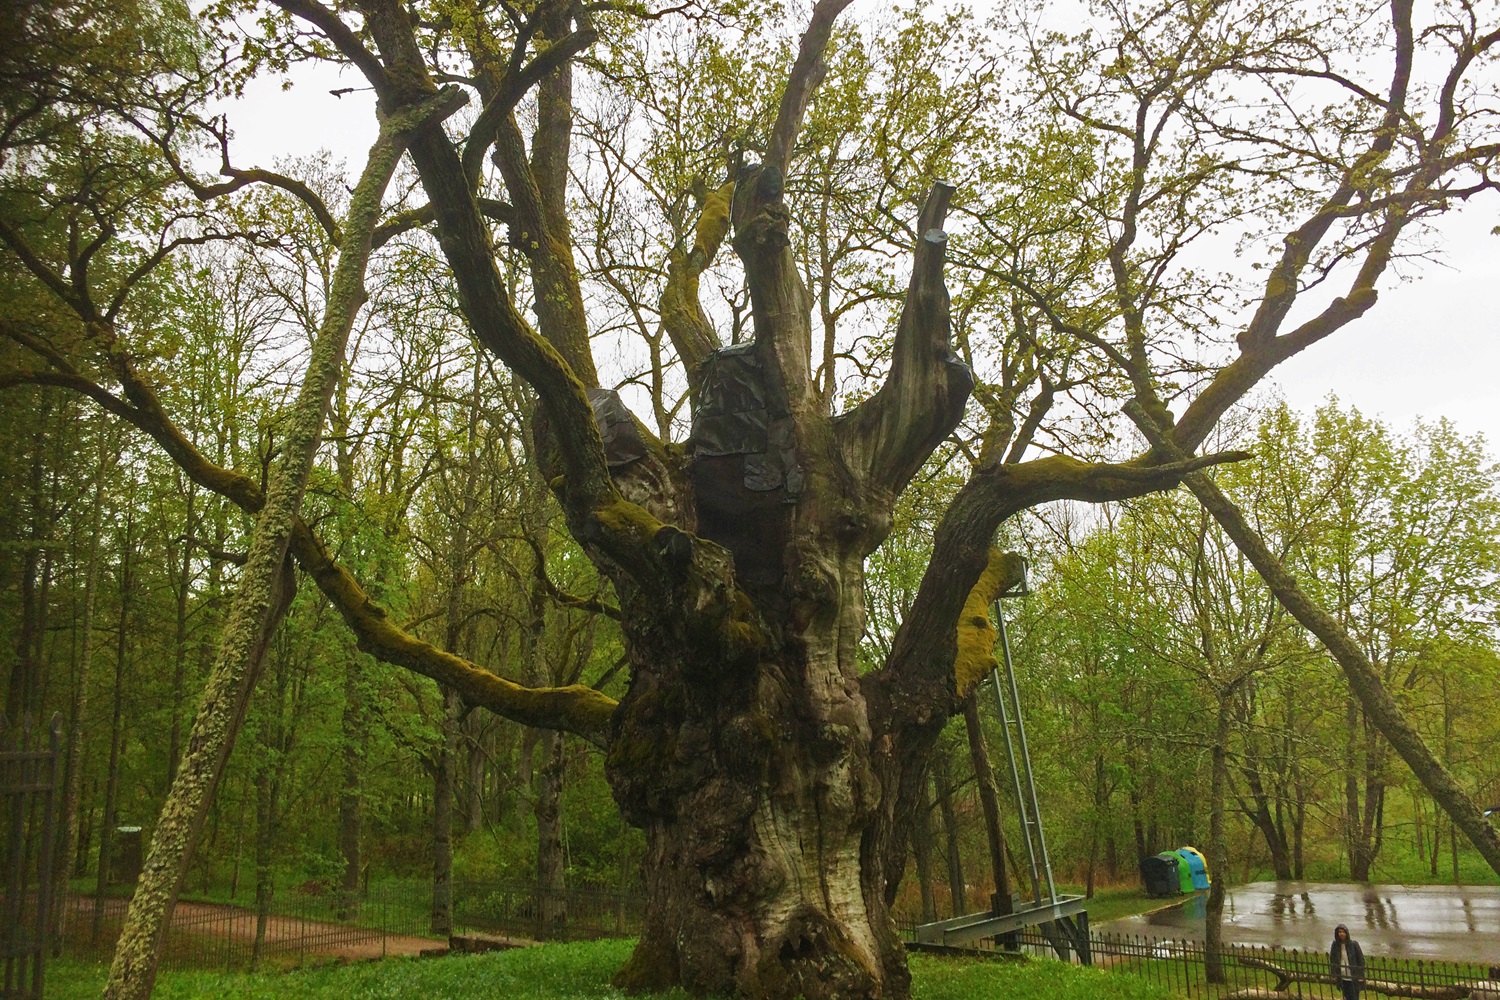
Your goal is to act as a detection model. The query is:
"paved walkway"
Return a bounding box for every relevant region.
[1097,881,1500,963]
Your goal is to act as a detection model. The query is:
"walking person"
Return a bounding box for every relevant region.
[1328,924,1365,1000]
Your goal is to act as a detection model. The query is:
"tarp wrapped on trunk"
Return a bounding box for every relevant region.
[687,342,802,587]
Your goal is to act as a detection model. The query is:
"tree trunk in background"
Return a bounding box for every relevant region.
[5,430,47,720]
[337,658,363,919]
[1204,696,1233,984]
[1345,699,1374,881]
[1243,761,1293,879]
[1292,767,1307,880]
[252,762,275,965]
[167,484,197,785]
[932,748,966,917]
[431,686,458,936]
[535,727,567,938]
[1162,464,1500,879]
[464,715,486,833]
[962,692,1011,919]
[55,460,105,940]
[1087,754,1107,898]
[911,775,938,923]
[94,513,133,943]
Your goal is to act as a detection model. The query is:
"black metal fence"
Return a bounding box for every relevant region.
[1008,928,1496,998]
[57,891,416,971]
[1,715,63,1000]
[54,878,645,973]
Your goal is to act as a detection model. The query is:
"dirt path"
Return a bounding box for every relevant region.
[67,895,441,961]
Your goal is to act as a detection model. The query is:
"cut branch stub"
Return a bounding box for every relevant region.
[837,179,974,496]
[687,343,803,589]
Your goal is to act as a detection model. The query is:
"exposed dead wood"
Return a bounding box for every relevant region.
[1228,954,1475,999]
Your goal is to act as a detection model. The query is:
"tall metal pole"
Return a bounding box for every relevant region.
[997,608,1057,903]
[988,663,1038,904]
[990,602,1040,904]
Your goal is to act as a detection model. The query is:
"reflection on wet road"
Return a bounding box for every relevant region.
[1097,882,1500,961]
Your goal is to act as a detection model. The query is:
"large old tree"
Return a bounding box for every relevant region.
[4,0,1498,996]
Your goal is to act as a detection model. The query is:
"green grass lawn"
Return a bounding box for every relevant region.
[1059,885,1179,924]
[45,938,1180,1000]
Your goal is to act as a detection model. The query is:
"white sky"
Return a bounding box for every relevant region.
[213,53,1500,455]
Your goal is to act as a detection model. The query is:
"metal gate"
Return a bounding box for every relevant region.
[1,714,62,1000]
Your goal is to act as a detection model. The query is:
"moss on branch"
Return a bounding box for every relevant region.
[953,548,1025,697]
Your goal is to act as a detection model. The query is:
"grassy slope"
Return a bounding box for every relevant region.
[46,939,1178,1000]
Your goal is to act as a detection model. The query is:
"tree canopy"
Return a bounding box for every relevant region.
[2,0,1499,997]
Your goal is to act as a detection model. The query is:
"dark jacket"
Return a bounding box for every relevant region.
[1328,926,1366,982]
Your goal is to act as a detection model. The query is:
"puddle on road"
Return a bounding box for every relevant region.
[1098,881,1500,962]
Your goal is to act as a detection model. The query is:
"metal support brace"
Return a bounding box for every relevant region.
[912,580,1091,964]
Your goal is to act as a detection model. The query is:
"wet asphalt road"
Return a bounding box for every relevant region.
[1097,881,1500,962]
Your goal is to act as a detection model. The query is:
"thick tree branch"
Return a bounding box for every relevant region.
[953,548,1025,697]
[2,332,617,746]
[838,181,974,492]
[1126,400,1500,878]
[268,0,394,100]
[730,0,854,429]
[460,11,598,189]
[660,180,732,393]
[764,0,856,176]
[371,197,514,249]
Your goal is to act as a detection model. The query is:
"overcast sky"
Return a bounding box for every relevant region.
[212,56,1500,454]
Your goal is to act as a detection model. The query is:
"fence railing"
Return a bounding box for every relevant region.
[1009,928,1495,998]
[55,877,646,972]
[56,879,1500,995]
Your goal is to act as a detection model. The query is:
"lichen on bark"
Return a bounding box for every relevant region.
[102,87,466,1000]
[953,548,1025,697]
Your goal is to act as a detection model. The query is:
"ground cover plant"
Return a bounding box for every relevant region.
[44,940,1181,1000]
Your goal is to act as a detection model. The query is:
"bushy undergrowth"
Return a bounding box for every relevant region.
[47,938,1180,1000]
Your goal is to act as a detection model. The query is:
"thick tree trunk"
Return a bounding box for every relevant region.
[607,615,905,1000]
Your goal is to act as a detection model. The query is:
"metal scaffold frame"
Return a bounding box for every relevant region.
[914,567,1091,963]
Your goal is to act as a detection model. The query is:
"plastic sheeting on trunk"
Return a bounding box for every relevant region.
[687,342,801,587]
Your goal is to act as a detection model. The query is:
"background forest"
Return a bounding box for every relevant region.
[5,356,1497,927]
[2,0,1499,964]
